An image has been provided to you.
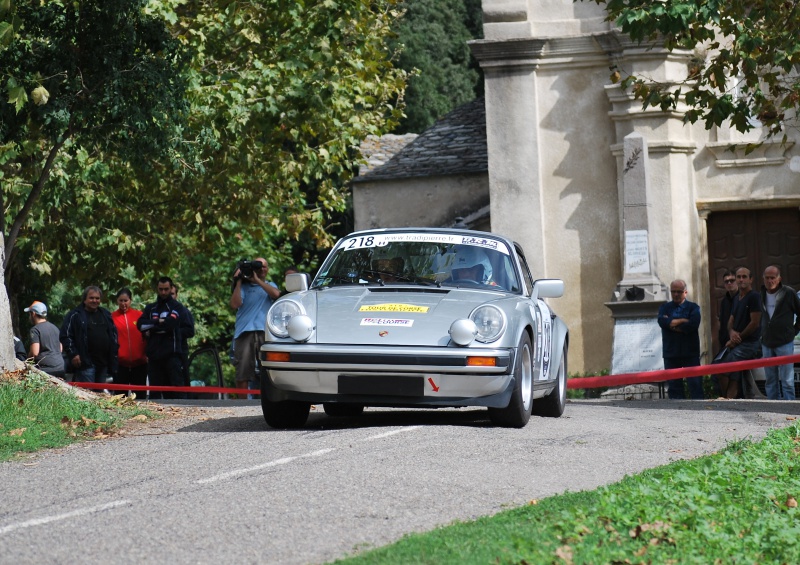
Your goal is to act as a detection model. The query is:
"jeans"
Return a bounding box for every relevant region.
[762,341,796,400]
[148,355,186,399]
[664,356,704,399]
[73,365,109,384]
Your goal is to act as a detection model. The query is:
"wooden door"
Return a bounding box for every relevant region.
[706,208,800,353]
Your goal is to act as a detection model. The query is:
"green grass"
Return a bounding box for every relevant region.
[334,424,800,564]
[0,369,153,461]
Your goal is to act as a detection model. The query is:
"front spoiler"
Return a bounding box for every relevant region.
[260,372,518,408]
[259,343,519,408]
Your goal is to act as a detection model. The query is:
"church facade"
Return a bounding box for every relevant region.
[354,1,800,374]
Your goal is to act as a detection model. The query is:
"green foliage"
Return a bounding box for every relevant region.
[335,422,800,563]
[1,0,408,355]
[391,0,481,133]
[594,0,800,137]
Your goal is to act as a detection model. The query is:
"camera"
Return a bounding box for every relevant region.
[236,259,263,280]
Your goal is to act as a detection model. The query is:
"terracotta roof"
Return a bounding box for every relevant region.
[354,98,487,182]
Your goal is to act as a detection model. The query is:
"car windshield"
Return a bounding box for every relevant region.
[312,232,521,292]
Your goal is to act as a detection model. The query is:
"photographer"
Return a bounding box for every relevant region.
[230,257,281,394]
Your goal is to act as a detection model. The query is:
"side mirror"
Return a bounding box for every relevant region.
[533,279,564,299]
[285,272,309,293]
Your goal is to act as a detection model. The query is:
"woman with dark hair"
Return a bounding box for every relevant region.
[112,288,148,397]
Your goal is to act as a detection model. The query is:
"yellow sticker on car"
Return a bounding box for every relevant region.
[359,303,430,313]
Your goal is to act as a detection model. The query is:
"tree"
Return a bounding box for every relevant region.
[0,0,192,271]
[391,0,481,133]
[593,0,800,138]
[2,0,408,364]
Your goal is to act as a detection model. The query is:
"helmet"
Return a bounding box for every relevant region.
[452,246,492,282]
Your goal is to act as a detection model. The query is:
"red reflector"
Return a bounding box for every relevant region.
[266,352,290,362]
[467,357,497,367]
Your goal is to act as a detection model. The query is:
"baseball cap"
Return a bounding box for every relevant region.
[24,301,47,316]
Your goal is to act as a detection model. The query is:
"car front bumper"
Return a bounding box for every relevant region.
[259,344,517,408]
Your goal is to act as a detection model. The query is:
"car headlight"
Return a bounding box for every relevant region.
[470,305,506,343]
[267,301,305,338]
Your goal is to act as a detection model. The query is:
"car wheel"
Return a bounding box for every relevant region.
[488,332,533,428]
[260,377,310,429]
[533,344,567,418]
[323,403,365,417]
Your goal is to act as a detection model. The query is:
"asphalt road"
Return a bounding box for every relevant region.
[2,398,800,565]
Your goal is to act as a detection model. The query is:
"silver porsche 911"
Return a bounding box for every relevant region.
[260,227,568,428]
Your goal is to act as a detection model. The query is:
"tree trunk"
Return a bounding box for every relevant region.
[0,232,19,371]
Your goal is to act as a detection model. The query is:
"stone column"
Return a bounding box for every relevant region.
[606,133,667,375]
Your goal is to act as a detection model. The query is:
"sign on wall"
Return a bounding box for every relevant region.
[611,317,663,374]
[624,230,651,275]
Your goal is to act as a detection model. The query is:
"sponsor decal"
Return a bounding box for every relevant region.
[341,233,510,255]
[379,331,389,337]
[539,302,552,380]
[359,303,429,313]
[460,236,499,250]
[360,318,414,327]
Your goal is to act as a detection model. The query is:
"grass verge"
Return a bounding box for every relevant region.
[0,367,154,462]
[334,422,800,564]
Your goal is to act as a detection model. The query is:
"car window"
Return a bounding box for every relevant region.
[515,244,534,296]
[312,233,521,293]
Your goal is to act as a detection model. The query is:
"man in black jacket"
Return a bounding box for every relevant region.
[138,277,190,399]
[760,265,800,400]
[60,286,118,384]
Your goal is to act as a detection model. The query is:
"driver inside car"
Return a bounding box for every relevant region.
[371,257,404,282]
[450,246,493,284]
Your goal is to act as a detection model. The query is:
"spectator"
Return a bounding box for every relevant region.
[13,336,26,362]
[60,286,118,385]
[718,270,737,353]
[26,301,65,378]
[138,276,190,399]
[657,280,703,399]
[718,267,762,399]
[112,289,148,397]
[230,257,281,393]
[282,265,300,295]
[760,265,800,400]
[170,282,195,385]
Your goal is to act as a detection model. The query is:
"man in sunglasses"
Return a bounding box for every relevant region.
[718,267,762,399]
[718,270,738,354]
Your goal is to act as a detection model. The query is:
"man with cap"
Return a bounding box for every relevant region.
[25,301,65,378]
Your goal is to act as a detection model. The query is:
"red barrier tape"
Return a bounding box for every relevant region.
[68,382,258,396]
[567,354,800,390]
[66,353,800,395]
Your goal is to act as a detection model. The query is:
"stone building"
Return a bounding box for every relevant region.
[353,1,800,374]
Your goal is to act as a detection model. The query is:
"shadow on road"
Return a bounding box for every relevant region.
[165,398,800,434]
[174,407,495,433]
[572,398,800,416]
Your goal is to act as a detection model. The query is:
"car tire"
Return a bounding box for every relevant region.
[323,403,365,417]
[260,377,310,429]
[533,344,567,418]
[488,332,533,428]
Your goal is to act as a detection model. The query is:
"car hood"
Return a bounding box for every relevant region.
[312,286,506,346]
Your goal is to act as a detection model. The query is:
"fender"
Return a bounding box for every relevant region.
[549,315,569,379]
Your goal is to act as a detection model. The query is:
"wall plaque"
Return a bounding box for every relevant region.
[611,317,663,374]
[624,229,650,275]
